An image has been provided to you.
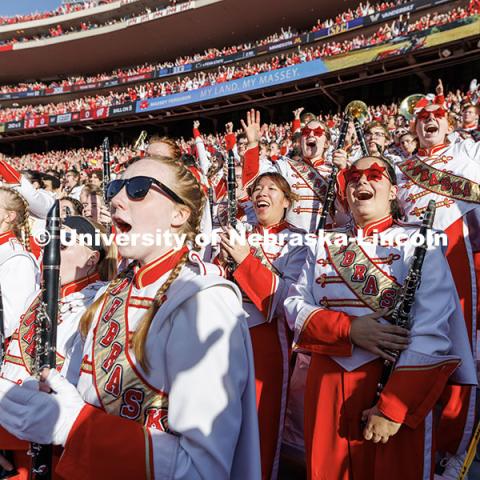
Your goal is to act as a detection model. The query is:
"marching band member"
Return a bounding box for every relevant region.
[393,86,480,473]
[242,109,337,233]
[0,217,117,480]
[398,131,418,159]
[0,158,55,221]
[217,172,307,479]
[0,187,39,340]
[59,197,83,219]
[458,102,479,140]
[0,154,261,480]
[285,155,477,480]
[79,183,112,228]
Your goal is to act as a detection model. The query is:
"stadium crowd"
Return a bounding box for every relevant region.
[4,80,478,176]
[0,1,189,48]
[0,73,477,480]
[0,0,117,26]
[0,1,477,125]
[0,0,409,95]
[0,2,478,479]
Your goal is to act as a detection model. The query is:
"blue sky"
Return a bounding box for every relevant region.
[0,0,62,16]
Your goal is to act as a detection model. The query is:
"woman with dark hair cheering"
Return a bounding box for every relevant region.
[219,171,307,480]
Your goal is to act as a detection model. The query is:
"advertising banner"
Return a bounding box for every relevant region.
[136,59,328,113]
[109,102,135,117]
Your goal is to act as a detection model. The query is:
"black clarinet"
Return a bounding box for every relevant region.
[102,137,113,233]
[226,149,238,272]
[30,201,61,480]
[353,116,370,157]
[0,287,18,479]
[102,137,111,203]
[316,118,349,232]
[374,200,436,400]
[208,186,215,225]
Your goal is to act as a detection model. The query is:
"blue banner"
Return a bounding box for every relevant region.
[135,59,328,113]
[313,17,364,40]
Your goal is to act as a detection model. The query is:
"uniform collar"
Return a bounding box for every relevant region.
[417,143,449,156]
[61,273,100,298]
[0,231,16,246]
[353,214,393,237]
[463,122,478,130]
[134,246,188,289]
[255,220,289,235]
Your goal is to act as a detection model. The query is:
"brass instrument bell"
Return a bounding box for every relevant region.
[345,100,369,124]
[399,94,426,121]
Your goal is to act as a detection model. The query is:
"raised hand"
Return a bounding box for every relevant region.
[293,107,305,119]
[240,109,261,148]
[332,149,349,170]
[436,79,444,97]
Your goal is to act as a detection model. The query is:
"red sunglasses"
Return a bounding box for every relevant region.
[345,163,389,184]
[416,107,447,120]
[301,126,325,137]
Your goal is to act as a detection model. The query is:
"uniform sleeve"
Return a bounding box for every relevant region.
[242,146,260,190]
[233,245,307,323]
[157,286,258,479]
[57,287,260,480]
[193,131,210,175]
[284,242,353,357]
[13,176,55,219]
[1,255,39,338]
[292,118,301,134]
[377,243,471,428]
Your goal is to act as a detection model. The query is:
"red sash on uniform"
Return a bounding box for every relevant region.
[399,157,480,204]
[92,268,170,431]
[326,238,401,314]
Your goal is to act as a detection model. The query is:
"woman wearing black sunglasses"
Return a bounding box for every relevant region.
[0,155,261,480]
[0,216,117,478]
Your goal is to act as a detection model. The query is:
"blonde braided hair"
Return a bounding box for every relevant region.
[80,154,206,372]
[0,186,32,252]
[130,155,205,370]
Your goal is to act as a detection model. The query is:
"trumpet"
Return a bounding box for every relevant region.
[399,94,426,121]
[133,130,148,151]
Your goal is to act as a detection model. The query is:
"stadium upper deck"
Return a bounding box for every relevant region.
[0,0,477,145]
[0,0,390,83]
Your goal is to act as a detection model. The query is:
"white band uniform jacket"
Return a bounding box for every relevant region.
[0,231,39,339]
[242,146,349,233]
[57,249,261,480]
[286,217,477,395]
[1,276,107,385]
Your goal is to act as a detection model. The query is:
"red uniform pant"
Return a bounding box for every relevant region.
[250,319,289,480]
[304,355,436,480]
